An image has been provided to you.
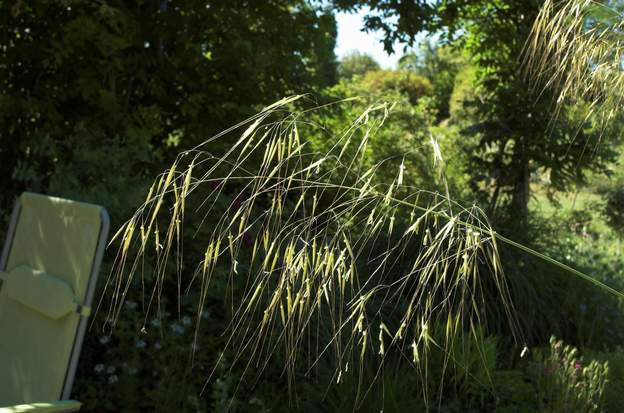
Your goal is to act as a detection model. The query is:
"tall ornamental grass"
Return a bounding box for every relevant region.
[525,0,624,127]
[101,96,621,405]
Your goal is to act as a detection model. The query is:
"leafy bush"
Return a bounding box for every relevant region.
[492,370,536,413]
[338,51,381,80]
[356,70,432,105]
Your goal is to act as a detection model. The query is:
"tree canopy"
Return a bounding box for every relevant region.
[337,50,381,80]
[0,0,337,217]
[339,0,618,220]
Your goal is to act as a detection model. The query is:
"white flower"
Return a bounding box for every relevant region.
[99,335,110,345]
[108,374,118,384]
[94,364,105,374]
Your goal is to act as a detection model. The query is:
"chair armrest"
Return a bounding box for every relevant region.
[0,400,81,413]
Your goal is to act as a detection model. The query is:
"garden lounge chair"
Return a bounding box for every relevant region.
[0,193,109,412]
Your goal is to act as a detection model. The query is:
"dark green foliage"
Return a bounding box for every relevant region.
[310,329,498,413]
[0,1,338,411]
[0,0,338,215]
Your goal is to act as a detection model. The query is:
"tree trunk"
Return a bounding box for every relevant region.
[511,141,530,222]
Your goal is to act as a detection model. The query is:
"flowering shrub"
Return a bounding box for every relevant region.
[532,336,608,413]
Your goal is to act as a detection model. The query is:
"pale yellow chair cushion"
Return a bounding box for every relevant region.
[1,266,79,320]
[0,193,107,407]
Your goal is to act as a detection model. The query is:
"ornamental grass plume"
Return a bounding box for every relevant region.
[101,95,621,406]
[524,0,624,128]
